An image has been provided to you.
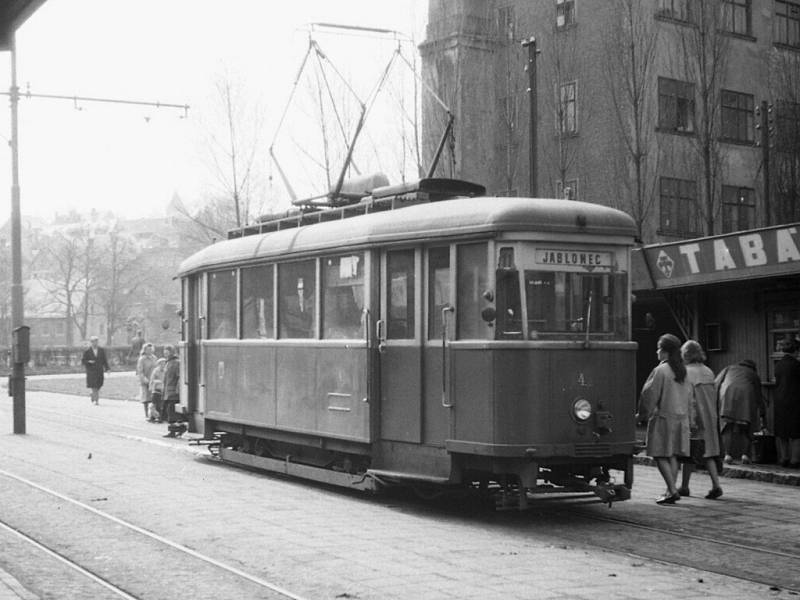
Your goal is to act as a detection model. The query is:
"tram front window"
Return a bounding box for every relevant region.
[524,270,627,339]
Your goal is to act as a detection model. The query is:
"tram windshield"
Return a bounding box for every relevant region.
[495,244,628,341]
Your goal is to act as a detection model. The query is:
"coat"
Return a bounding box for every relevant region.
[136,353,157,386]
[637,360,691,459]
[715,362,762,435]
[81,346,109,389]
[163,355,180,402]
[774,354,800,439]
[685,362,721,458]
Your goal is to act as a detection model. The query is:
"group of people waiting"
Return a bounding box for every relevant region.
[637,334,800,505]
[135,342,182,437]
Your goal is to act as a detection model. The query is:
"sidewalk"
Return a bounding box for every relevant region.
[634,453,800,486]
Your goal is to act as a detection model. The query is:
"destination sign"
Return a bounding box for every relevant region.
[535,249,612,269]
[637,225,800,289]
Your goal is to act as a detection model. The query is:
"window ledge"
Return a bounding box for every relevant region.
[719,137,756,147]
[654,13,694,27]
[556,22,578,33]
[720,30,756,42]
[774,42,800,54]
[656,127,696,137]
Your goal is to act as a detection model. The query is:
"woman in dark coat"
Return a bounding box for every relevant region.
[81,336,109,405]
[774,338,800,468]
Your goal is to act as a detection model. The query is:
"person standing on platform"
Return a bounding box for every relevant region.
[136,343,157,421]
[774,339,800,468]
[678,340,723,499]
[81,336,110,405]
[636,333,691,505]
[715,359,763,465]
[162,345,182,437]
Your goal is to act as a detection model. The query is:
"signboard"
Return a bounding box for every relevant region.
[635,224,800,289]
[534,248,612,270]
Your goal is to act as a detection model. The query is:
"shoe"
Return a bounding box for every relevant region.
[741,455,751,465]
[723,454,734,464]
[162,432,177,438]
[780,460,790,468]
[790,463,800,469]
[677,487,690,497]
[655,492,680,505]
[705,487,723,500]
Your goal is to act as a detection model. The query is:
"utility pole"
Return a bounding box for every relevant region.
[522,37,539,197]
[9,33,25,434]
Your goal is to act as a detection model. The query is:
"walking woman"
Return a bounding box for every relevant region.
[678,340,723,500]
[636,333,691,505]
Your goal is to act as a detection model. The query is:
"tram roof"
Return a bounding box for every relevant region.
[177,196,637,276]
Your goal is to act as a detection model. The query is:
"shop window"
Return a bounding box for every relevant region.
[456,243,488,340]
[322,254,365,339]
[704,322,725,352]
[241,264,274,339]
[659,177,702,237]
[387,250,415,339]
[658,77,695,134]
[721,186,756,233]
[775,0,800,48]
[720,90,754,144]
[428,247,451,340]
[721,0,751,35]
[768,308,800,379]
[278,260,316,339]
[208,269,237,339]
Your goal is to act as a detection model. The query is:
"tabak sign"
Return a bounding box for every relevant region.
[644,225,800,288]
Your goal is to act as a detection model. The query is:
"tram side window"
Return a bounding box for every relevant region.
[428,247,451,340]
[387,250,415,339]
[457,243,488,339]
[241,265,274,339]
[208,269,237,339]
[278,260,316,339]
[496,247,523,339]
[322,254,364,339]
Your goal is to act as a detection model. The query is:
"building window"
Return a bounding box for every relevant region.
[556,0,576,28]
[721,0,751,35]
[556,179,578,200]
[658,77,695,134]
[659,177,701,236]
[776,99,800,152]
[776,0,800,47]
[720,90,754,143]
[498,6,515,41]
[557,81,578,135]
[656,0,693,22]
[721,186,756,232]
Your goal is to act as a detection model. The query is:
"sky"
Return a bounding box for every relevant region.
[0,0,429,221]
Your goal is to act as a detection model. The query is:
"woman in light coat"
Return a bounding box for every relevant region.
[678,340,722,499]
[636,333,691,505]
[136,343,157,420]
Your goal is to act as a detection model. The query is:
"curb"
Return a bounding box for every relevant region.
[634,454,800,486]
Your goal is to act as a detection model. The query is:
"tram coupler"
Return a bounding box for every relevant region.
[593,482,631,507]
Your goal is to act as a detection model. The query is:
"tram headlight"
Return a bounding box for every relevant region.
[572,398,592,422]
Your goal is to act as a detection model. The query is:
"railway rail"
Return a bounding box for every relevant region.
[0,468,308,600]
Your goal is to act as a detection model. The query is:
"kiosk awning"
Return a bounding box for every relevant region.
[0,0,47,50]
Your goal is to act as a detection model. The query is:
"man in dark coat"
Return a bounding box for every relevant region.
[774,338,800,468]
[81,336,110,405]
[161,345,183,437]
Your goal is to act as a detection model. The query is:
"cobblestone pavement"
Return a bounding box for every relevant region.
[1,390,799,600]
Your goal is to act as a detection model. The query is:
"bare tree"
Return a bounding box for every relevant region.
[34,226,99,346]
[675,1,731,235]
[94,225,146,346]
[603,0,661,240]
[770,50,800,224]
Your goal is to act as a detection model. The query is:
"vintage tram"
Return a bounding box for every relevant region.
[176,178,639,506]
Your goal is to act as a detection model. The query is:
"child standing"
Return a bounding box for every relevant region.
[149,357,167,423]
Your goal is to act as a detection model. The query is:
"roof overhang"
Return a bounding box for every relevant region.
[0,0,47,50]
[632,222,800,291]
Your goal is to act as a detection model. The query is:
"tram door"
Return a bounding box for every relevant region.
[379,249,423,443]
[180,274,206,433]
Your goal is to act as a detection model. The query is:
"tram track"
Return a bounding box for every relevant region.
[0,468,309,600]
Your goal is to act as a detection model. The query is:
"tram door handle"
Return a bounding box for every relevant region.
[376,319,386,354]
[441,305,454,408]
